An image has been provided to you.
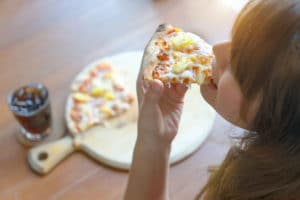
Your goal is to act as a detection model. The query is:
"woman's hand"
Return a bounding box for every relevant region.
[124,65,188,200]
[124,24,187,200]
[136,73,188,145]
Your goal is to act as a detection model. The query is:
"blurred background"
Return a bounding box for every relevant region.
[0,0,248,121]
[0,0,247,84]
[0,0,248,199]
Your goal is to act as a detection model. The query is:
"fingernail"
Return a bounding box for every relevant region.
[151,82,161,93]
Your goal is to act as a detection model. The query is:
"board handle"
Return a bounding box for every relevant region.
[28,136,75,175]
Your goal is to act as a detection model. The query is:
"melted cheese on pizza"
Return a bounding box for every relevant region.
[68,63,134,133]
[147,25,213,85]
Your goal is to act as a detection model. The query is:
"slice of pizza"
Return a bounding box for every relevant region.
[142,24,214,85]
[66,62,135,134]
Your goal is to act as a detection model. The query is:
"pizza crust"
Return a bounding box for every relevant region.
[142,24,170,81]
[65,94,77,134]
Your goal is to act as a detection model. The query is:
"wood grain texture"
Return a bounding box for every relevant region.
[0,0,241,199]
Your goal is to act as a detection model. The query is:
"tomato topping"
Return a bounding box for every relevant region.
[192,67,199,75]
[90,69,98,77]
[96,63,112,72]
[167,28,177,35]
[114,84,124,92]
[157,50,169,61]
[127,94,135,104]
[183,78,190,84]
[171,77,177,83]
[152,71,160,79]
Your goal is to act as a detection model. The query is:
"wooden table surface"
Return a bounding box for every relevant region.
[0,0,242,199]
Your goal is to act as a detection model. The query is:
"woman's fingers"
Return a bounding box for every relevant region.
[139,79,188,108]
[163,83,188,104]
[173,83,189,96]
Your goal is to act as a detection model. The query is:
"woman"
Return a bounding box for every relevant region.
[125,0,300,199]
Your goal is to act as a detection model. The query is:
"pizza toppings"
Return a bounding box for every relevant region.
[144,24,214,86]
[67,62,135,133]
[171,32,199,52]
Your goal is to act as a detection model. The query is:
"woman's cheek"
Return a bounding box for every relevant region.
[215,72,243,126]
[200,84,217,107]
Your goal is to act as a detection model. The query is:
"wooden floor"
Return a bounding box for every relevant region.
[0,0,241,199]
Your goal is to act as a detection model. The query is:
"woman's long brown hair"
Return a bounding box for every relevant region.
[197,0,300,199]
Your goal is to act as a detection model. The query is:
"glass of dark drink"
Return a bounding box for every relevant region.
[7,83,52,142]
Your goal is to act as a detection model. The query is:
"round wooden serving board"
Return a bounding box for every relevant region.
[73,51,216,170]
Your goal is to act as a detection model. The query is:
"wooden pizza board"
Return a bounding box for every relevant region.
[74,51,216,169]
[28,51,216,173]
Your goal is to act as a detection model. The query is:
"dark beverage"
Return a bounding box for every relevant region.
[7,83,52,141]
